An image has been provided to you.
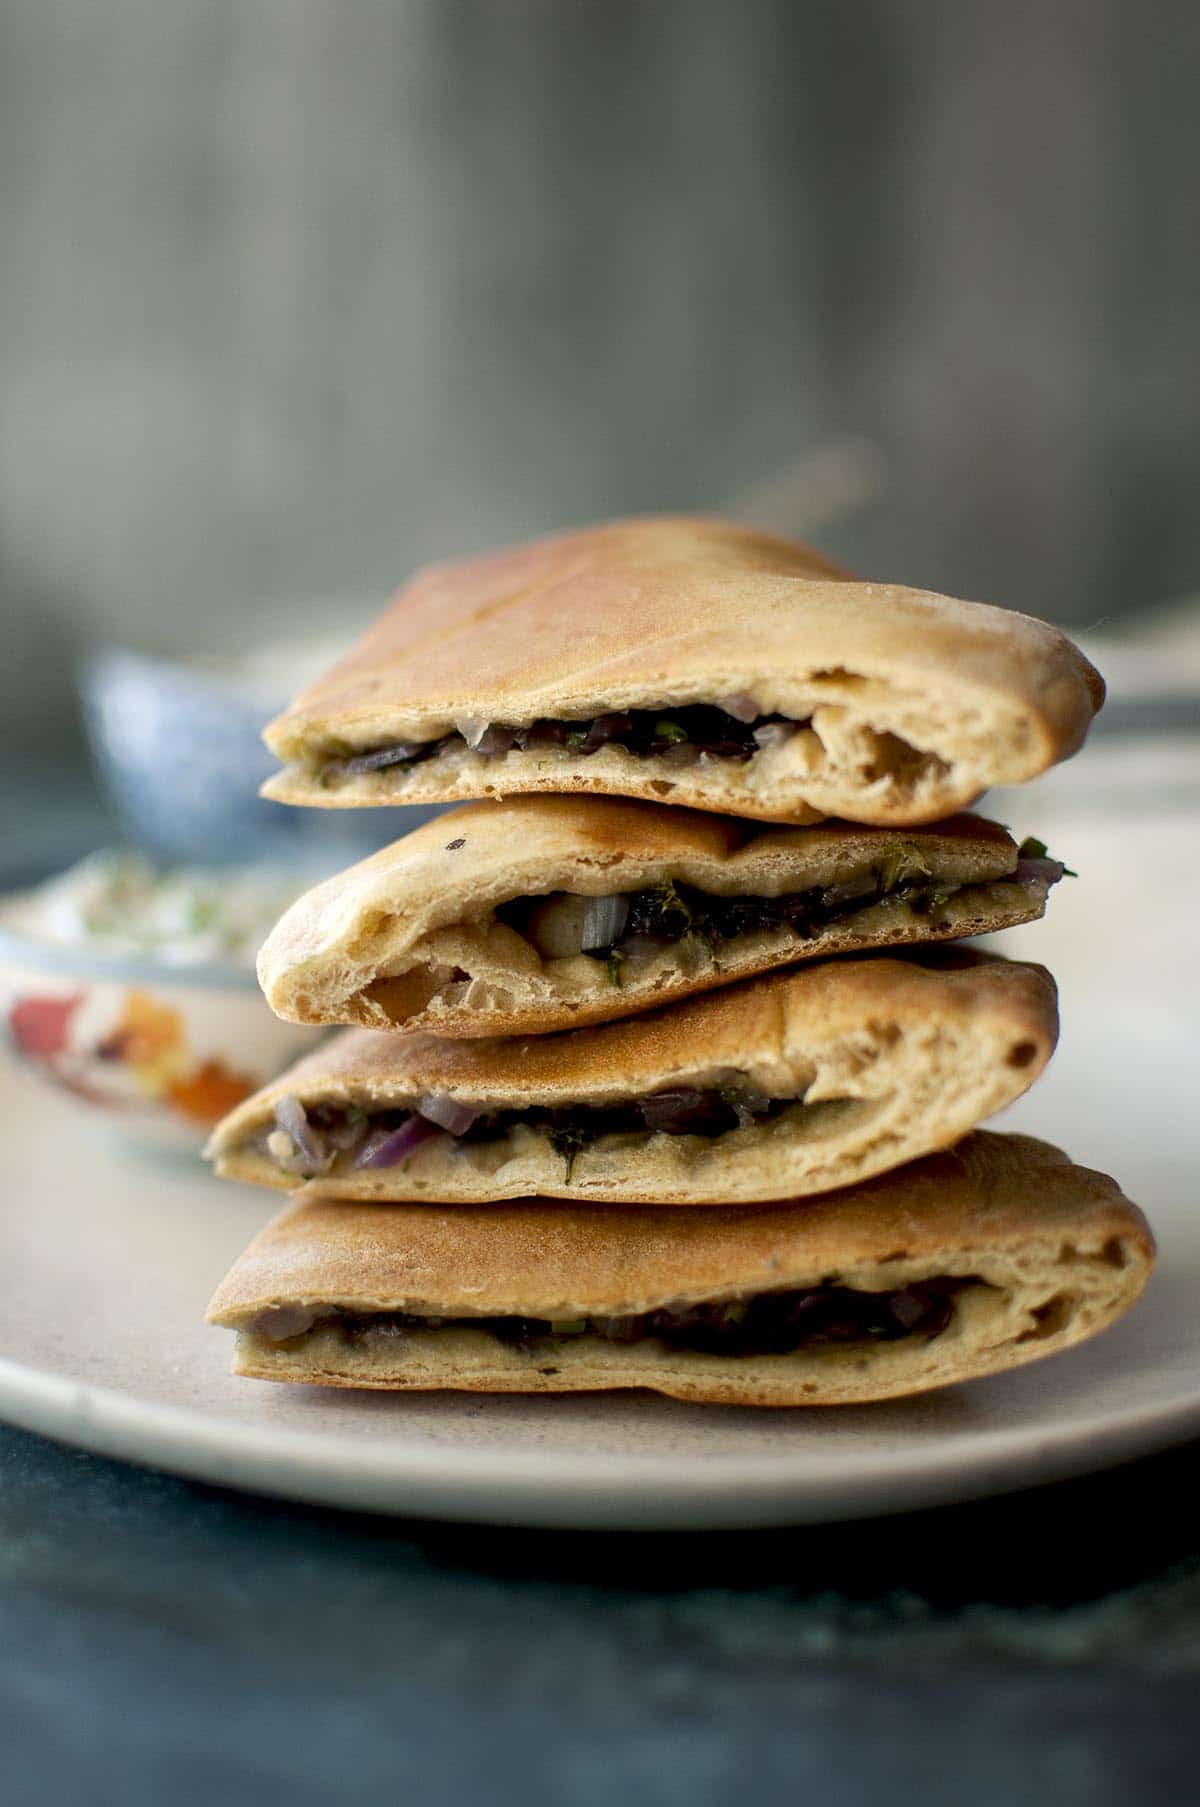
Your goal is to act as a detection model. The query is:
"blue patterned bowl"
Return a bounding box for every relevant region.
[81,647,440,864]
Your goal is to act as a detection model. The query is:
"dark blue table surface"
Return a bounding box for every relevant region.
[2,1420,1198,1807]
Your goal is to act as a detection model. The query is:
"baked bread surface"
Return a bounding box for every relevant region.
[207,1131,1153,1406]
[262,516,1103,826]
[210,954,1059,1204]
[257,797,1055,1036]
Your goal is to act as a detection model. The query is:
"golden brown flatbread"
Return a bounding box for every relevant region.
[206,1131,1153,1406]
[257,797,1063,1037]
[262,516,1103,827]
[208,953,1058,1204]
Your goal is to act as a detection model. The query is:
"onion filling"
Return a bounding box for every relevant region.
[495,842,1067,973]
[250,1279,966,1355]
[319,704,805,784]
[254,1083,796,1180]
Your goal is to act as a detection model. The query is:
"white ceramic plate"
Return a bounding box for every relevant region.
[0,926,1196,1529]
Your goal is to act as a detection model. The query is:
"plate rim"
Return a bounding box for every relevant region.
[3,1342,1199,1530]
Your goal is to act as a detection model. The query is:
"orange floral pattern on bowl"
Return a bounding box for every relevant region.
[8,986,256,1125]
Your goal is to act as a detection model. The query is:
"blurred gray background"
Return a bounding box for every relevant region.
[3,0,1199,771]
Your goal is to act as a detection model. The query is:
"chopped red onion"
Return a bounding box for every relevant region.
[274,1094,324,1165]
[580,713,634,753]
[355,1115,439,1169]
[353,1126,396,1167]
[888,1286,940,1332]
[340,742,428,776]
[638,1088,734,1135]
[475,724,519,756]
[417,1094,480,1137]
[580,894,630,952]
[719,693,760,723]
[1015,856,1066,887]
[753,720,797,751]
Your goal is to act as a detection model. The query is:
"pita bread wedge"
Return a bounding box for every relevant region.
[262,516,1103,827]
[209,953,1058,1205]
[206,1131,1153,1406]
[258,796,1066,1038]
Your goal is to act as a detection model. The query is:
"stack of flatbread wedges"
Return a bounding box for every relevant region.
[207,517,1153,1406]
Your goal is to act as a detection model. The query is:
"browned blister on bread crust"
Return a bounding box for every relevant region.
[209,954,1059,1204]
[206,1132,1154,1406]
[256,797,1055,1038]
[262,516,1103,826]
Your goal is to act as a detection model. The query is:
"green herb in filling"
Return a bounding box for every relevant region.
[547,1124,594,1181]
